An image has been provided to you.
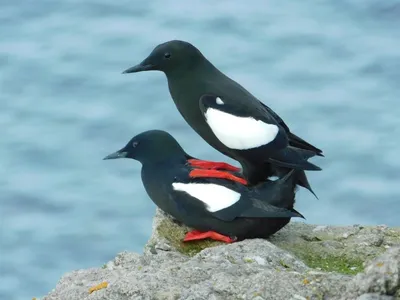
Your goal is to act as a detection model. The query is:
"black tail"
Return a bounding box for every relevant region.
[253,169,304,214]
[274,166,318,199]
[272,169,300,200]
[297,170,319,199]
[278,168,298,185]
[244,169,305,219]
[290,208,306,219]
[288,132,324,157]
[267,146,322,171]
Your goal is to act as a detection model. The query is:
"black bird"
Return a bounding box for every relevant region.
[121,40,323,197]
[103,130,305,243]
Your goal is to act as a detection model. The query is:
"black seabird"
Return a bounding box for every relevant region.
[103,130,305,243]
[121,40,323,197]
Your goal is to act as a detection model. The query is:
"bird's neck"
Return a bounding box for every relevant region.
[166,60,225,108]
[167,58,221,85]
[141,155,187,171]
[140,156,187,191]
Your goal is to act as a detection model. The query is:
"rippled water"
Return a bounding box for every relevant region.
[1,1,400,299]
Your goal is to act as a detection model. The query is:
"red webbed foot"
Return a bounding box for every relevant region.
[184,230,236,243]
[187,159,241,172]
[189,169,248,185]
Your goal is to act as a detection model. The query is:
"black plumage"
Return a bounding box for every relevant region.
[122,40,323,197]
[104,130,305,242]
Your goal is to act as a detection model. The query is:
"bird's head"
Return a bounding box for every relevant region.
[122,40,205,76]
[103,130,186,165]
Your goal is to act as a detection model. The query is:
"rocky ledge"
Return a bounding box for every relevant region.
[42,209,400,300]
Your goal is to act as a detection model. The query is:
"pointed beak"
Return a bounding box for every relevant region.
[103,150,128,160]
[122,59,155,74]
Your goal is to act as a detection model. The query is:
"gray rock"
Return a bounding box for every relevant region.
[356,294,394,300]
[39,208,400,300]
[343,246,400,299]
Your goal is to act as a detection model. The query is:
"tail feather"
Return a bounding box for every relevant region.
[268,146,322,171]
[253,169,304,216]
[288,132,324,157]
[273,167,318,199]
[297,171,319,199]
[277,169,297,185]
[290,208,306,219]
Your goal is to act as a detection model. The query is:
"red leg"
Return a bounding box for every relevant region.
[187,159,241,172]
[184,230,236,243]
[189,169,248,185]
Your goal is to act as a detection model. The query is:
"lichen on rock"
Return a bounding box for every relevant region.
[42,208,400,300]
[146,209,223,256]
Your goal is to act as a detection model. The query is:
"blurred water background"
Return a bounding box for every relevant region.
[1,0,400,299]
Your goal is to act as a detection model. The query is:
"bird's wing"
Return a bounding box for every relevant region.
[239,203,304,219]
[199,94,280,125]
[198,94,289,151]
[258,101,324,155]
[171,175,304,222]
[171,177,252,222]
[237,178,304,219]
[257,101,290,131]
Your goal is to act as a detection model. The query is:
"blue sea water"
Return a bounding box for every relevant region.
[1,1,400,299]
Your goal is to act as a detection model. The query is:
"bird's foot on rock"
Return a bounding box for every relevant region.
[189,169,247,185]
[187,159,241,172]
[89,282,108,294]
[183,230,237,243]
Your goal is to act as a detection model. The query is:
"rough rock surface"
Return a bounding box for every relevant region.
[42,209,400,300]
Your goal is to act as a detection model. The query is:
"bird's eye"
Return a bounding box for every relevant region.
[132,142,139,148]
[164,52,171,59]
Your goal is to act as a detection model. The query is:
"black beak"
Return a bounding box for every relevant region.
[122,60,155,74]
[103,150,128,160]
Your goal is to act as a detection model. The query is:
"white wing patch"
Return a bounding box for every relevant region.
[172,182,241,212]
[216,97,224,105]
[204,108,279,150]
